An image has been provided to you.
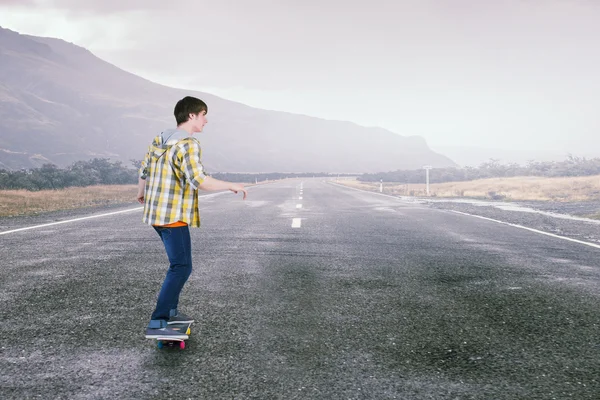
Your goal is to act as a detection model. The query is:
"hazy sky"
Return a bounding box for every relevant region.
[1,0,599,161]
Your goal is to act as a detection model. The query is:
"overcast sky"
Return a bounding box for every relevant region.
[1,0,599,161]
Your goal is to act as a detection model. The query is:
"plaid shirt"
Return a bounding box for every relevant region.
[139,133,208,227]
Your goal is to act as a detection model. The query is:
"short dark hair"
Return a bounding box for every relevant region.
[174,96,208,125]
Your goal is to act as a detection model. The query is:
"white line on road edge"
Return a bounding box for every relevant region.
[0,207,144,236]
[296,204,303,209]
[329,181,414,201]
[0,191,233,236]
[330,181,600,250]
[291,218,302,228]
[450,210,600,250]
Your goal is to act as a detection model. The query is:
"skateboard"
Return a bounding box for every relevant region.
[154,322,192,349]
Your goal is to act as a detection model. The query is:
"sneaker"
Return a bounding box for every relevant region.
[145,326,188,339]
[167,312,194,325]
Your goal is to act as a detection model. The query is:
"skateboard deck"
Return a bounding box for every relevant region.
[154,322,192,349]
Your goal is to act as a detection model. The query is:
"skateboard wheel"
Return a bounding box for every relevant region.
[157,341,164,349]
[180,341,185,349]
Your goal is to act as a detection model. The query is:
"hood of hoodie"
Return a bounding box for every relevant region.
[149,129,193,159]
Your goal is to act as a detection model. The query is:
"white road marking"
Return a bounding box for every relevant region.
[0,207,144,236]
[299,196,303,200]
[450,210,600,250]
[330,181,600,250]
[291,218,302,228]
[329,181,420,202]
[296,204,303,209]
[0,191,231,236]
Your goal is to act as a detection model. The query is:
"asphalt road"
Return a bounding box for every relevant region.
[1,179,599,399]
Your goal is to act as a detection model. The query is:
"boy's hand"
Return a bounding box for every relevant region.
[230,183,248,200]
[137,178,146,204]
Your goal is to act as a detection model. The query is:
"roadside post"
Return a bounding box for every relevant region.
[423,165,433,196]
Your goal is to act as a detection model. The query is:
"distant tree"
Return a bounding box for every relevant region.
[130,159,143,172]
[357,156,600,183]
[37,164,64,190]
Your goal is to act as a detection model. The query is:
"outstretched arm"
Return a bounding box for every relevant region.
[198,176,247,200]
[178,139,247,200]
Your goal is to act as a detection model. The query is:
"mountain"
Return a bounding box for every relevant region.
[0,27,456,172]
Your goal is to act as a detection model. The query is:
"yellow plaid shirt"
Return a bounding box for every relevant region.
[139,133,208,227]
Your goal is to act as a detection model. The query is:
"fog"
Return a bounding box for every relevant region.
[1,0,598,165]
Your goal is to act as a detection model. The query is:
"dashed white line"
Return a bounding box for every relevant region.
[291,218,302,228]
[299,196,303,200]
[296,204,303,209]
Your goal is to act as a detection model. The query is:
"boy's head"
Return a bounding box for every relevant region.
[174,96,208,133]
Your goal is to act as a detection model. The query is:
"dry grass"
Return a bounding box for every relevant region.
[0,185,138,217]
[0,181,266,217]
[337,175,600,202]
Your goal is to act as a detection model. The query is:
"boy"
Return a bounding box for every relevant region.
[137,96,247,339]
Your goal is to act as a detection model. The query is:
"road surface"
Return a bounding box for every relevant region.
[1,179,598,399]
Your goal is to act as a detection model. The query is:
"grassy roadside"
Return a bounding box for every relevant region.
[0,181,271,217]
[336,175,600,202]
[0,185,139,217]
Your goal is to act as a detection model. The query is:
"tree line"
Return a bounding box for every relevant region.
[0,159,138,191]
[211,172,338,183]
[3,155,597,191]
[359,156,600,183]
[0,159,342,191]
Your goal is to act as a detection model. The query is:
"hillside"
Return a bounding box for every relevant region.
[0,26,456,172]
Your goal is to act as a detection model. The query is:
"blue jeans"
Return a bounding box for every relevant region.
[148,225,192,329]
